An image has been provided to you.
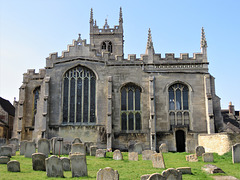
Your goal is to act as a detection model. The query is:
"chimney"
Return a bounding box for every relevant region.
[229,102,235,115]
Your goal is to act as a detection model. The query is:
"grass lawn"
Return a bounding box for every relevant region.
[0,151,239,179]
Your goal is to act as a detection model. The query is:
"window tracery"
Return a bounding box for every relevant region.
[101,41,112,53]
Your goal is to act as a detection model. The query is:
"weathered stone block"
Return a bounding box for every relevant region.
[96,149,106,158]
[0,146,12,157]
[142,150,154,160]
[20,140,27,155]
[113,150,123,160]
[232,143,240,163]
[162,168,182,180]
[202,164,225,174]
[159,143,168,153]
[202,153,214,162]
[96,167,119,180]
[25,141,36,158]
[186,154,198,162]
[60,157,71,171]
[196,146,205,157]
[0,156,10,164]
[45,155,64,177]
[90,146,97,156]
[128,152,138,161]
[70,153,87,177]
[151,153,165,168]
[32,153,46,171]
[38,139,50,157]
[176,167,192,174]
[7,160,20,172]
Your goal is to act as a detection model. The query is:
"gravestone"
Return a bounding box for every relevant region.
[128,152,138,161]
[84,142,94,154]
[96,149,106,158]
[159,143,168,153]
[90,146,97,156]
[38,138,50,157]
[140,174,150,180]
[186,154,198,162]
[113,150,123,160]
[25,141,36,158]
[202,153,214,162]
[128,141,135,152]
[50,137,57,153]
[147,173,165,180]
[45,155,64,177]
[202,164,225,174]
[70,153,88,177]
[0,138,6,148]
[32,153,46,171]
[196,146,205,157]
[72,138,82,144]
[53,137,64,155]
[0,146,12,157]
[20,140,27,155]
[176,167,192,174]
[142,150,154,160]
[96,167,119,180]
[6,144,16,156]
[9,138,19,150]
[232,143,240,163]
[151,153,165,168]
[162,168,182,180]
[0,156,10,164]
[134,143,143,154]
[71,143,86,155]
[60,157,71,171]
[7,160,20,172]
[62,141,71,154]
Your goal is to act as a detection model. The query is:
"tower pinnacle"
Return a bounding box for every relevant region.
[201,27,207,48]
[119,7,123,23]
[90,8,93,23]
[145,28,155,55]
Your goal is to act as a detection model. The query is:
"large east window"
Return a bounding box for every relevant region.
[121,83,141,131]
[62,66,96,124]
[168,83,190,126]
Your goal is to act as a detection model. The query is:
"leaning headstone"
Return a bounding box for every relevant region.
[142,150,154,160]
[71,143,86,155]
[20,140,27,155]
[25,141,36,158]
[140,174,150,180]
[72,138,82,144]
[148,173,165,180]
[96,167,119,180]
[176,167,192,174]
[70,153,88,177]
[62,141,71,155]
[186,154,198,162]
[0,146,12,157]
[7,160,20,172]
[162,168,182,180]
[232,143,240,163]
[32,153,46,171]
[0,156,10,164]
[113,150,123,160]
[9,138,19,150]
[134,143,143,154]
[45,155,64,177]
[202,164,225,174]
[96,149,106,158]
[90,146,97,156]
[7,144,16,156]
[151,153,165,168]
[38,138,50,157]
[60,157,71,171]
[196,146,205,157]
[202,153,214,162]
[128,152,138,161]
[159,143,168,153]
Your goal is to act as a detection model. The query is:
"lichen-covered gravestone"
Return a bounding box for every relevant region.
[113,150,123,160]
[69,153,88,177]
[7,160,20,172]
[45,155,64,177]
[148,173,165,180]
[84,142,94,154]
[151,153,165,168]
[32,153,46,171]
[72,138,82,144]
[38,138,50,157]
[232,143,240,163]
[60,157,71,171]
[7,144,16,156]
[62,141,71,155]
[202,164,224,174]
[71,143,86,155]
[195,146,205,157]
[140,174,150,180]
[96,149,106,158]
[176,167,192,174]
[142,150,154,160]
[128,152,138,161]
[202,153,214,162]
[9,138,19,151]
[90,146,97,156]
[25,141,36,158]
[96,167,119,180]
[0,156,10,164]
[0,146,12,157]
[159,143,168,153]
[162,168,182,180]
[20,140,27,155]
[186,154,198,162]
[134,143,143,154]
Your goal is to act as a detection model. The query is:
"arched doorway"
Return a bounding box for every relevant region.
[175,130,185,152]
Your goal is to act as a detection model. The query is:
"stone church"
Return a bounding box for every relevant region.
[12,8,224,153]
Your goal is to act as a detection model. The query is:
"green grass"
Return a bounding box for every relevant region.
[0,151,239,180]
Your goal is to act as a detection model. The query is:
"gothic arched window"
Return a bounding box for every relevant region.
[101,41,112,53]
[121,83,141,131]
[101,42,106,50]
[62,66,96,124]
[108,42,112,53]
[32,87,40,125]
[168,83,189,127]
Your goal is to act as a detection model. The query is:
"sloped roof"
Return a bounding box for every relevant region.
[0,97,15,116]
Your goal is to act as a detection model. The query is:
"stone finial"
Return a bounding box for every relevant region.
[95,20,97,26]
[201,27,207,48]
[104,18,109,29]
[146,28,155,55]
[90,8,93,23]
[119,7,123,23]
[77,34,82,42]
[229,101,235,115]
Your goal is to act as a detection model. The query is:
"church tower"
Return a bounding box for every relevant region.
[89,8,124,58]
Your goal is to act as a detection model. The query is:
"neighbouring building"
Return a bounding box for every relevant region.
[0,97,15,139]
[12,8,224,152]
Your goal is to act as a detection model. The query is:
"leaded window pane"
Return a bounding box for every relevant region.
[83,77,89,123]
[135,88,141,110]
[128,90,133,110]
[121,88,126,110]
[129,113,134,130]
[169,88,174,110]
[90,78,96,122]
[170,112,175,125]
[121,113,127,130]
[70,78,75,123]
[176,89,181,110]
[76,78,82,123]
[177,112,182,125]
[135,113,141,130]
[63,78,69,123]
[183,87,189,110]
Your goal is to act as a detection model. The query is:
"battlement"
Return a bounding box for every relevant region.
[23,69,46,83]
[91,25,122,34]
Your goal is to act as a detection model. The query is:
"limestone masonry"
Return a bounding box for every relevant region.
[12,8,224,152]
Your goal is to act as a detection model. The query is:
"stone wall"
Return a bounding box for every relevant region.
[198,133,240,155]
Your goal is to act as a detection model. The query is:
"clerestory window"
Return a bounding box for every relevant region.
[62,65,96,124]
[121,83,141,131]
[168,83,190,127]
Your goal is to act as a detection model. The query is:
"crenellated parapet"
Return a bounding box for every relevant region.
[23,69,46,83]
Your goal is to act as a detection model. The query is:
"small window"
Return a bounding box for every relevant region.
[102,42,106,50]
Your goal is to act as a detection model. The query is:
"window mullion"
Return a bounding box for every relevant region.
[74,75,77,123]
[133,90,136,130]
[88,77,91,123]
[81,76,84,123]
[67,76,71,123]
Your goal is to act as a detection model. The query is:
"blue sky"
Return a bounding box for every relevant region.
[0,0,239,110]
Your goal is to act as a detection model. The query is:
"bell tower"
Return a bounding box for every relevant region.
[89,8,124,58]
